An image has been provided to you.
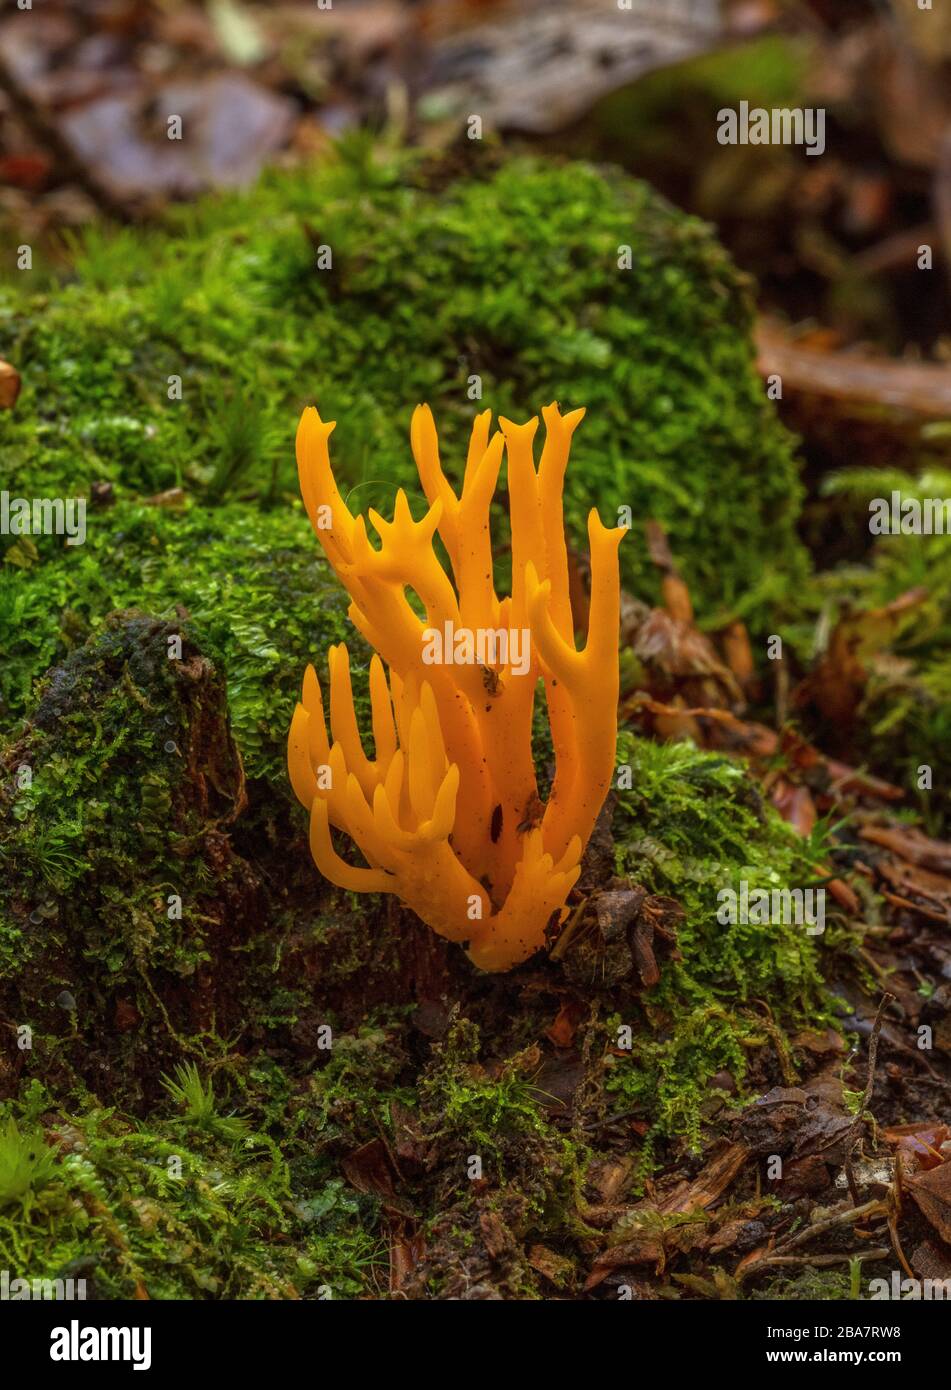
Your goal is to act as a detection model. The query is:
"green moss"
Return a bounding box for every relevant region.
[404,1015,593,1297]
[751,1266,858,1301]
[418,1017,555,1177]
[0,1111,59,1208]
[305,1020,414,1151]
[0,1076,383,1299]
[606,732,831,1156]
[0,613,264,1100]
[0,500,368,779]
[1,148,805,666]
[0,145,842,1297]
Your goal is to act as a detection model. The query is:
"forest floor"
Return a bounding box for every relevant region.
[1,0,951,1301]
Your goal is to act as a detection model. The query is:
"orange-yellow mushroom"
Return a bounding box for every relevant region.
[288,404,624,971]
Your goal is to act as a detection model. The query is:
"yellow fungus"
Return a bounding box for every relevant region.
[289,404,624,971]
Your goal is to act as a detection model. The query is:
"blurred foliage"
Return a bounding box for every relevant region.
[813,464,951,831]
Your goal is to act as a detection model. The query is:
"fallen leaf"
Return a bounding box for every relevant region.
[479,1210,514,1262]
[905,1160,951,1244]
[526,1243,574,1288]
[734,1086,851,1166]
[389,1226,424,1292]
[720,619,756,691]
[0,153,50,190]
[341,1139,397,1198]
[583,1232,666,1289]
[795,589,927,728]
[827,878,861,915]
[883,1124,950,1172]
[860,824,951,874]
[0,358,21,409]
[545,997,586,1048]
[770,779,817,837]
[911,1239,951,1286]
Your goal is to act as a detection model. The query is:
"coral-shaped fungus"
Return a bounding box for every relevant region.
[288,404,624,971]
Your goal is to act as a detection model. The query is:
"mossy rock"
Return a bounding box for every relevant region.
[1,150,805,685]
[1,609,828,1146]
[0,606,432,1104]
[0,499,370,779]
[0,627,837,1296]
[0,1070,388,1299]
[0,147,837,1298]
[0,613,261,1098]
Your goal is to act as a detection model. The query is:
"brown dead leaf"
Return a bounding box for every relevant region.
[883,1124,950,1172]
[479,1209,515,1262]
[876,855,951,923]
[622,696,778,756]
[827,877,861,916]
[587,1156,634,1205]
[734,1086,851,1166]
[735,1242,774,1277]
[583,1232,666,1289]
[911,1239,951,1286]
[793,1027,847,1058]
[341,1139,397,1198]
[795,588,927,728]
[770,779,817,837]
[389,1100,431,1172]
[389,1227,424,1292]
[823,759,905,802]
[526,1243,574,1288]
[707,1218,753,1256]
[529,1052,586,1111]
[0,359,21,409]
[645,520,694,625]
[905,1160,951,1244]
[720,619,756,691]
[631,609,744,710]
[880,888,949,923]
[0,152,51,191]
[545,997,586,1048]
[861,824,951,875]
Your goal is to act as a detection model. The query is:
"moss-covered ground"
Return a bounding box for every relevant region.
[0,149,945,1299]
